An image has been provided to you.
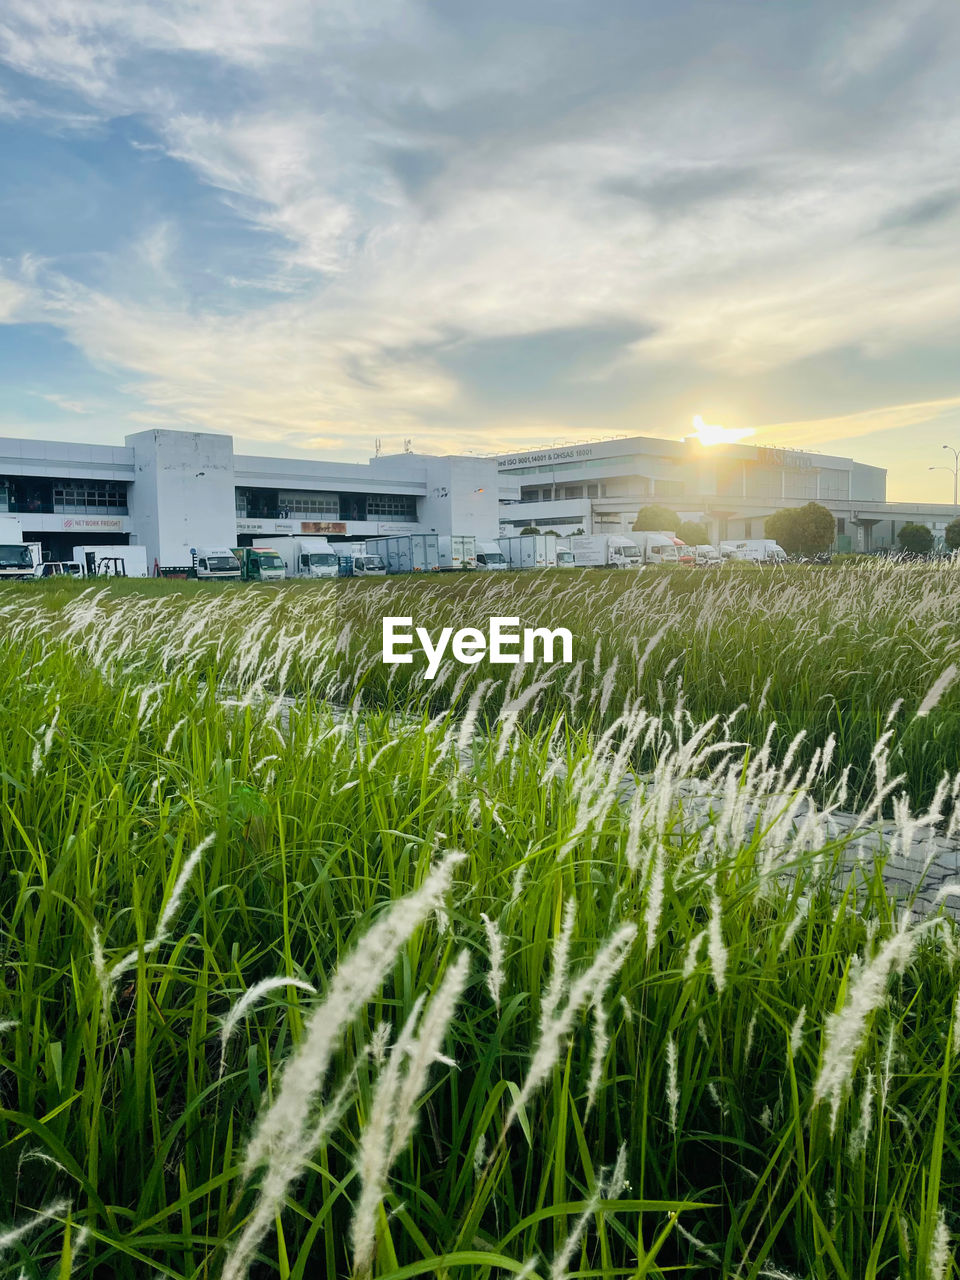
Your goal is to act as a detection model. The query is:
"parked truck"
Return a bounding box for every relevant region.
[0,514,38,580]
[720,539,787,563]
[73,544,149,578]
[693,543,722,565]
[475,539,509,570]
[562,534,644,568]
[437,535,477,570]
[366,534,441,573]
[255,536,339,579]
[194,547,241,580]
[631,532,681,565]
[498,534,560,569]
[337,542,387,576]
[231,546,287,581]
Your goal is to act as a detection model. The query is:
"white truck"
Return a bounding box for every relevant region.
[366,534,441,573]
[34,560,84,578]
[438,535,477,570]
[336,543,386,576]
[693,543,722,565]
[720,539,787,563]
[0,514,39,580]
[632,532,681,565]
[256,536,340,579]
[563,534,644,568]
[72,544,149,577]
[476,539,509,570]
[498,534,560,569]
[194,547,241,580]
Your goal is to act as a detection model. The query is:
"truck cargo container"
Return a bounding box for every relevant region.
[498,534,559,569]
[366,534,441,573]
[631,533,681,565]
[72,544,149,578]
[256,536,339,578]
[476,539,509,570]
[562,534,644,568]
[438,535,477,570]
[231,546,286,581]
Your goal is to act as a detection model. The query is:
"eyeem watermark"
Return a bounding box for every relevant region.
[383,616,573,679]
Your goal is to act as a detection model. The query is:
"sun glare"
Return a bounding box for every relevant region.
[689,414,755,446]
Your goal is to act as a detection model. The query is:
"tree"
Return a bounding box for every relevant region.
[519,526,540,536]
[632,504,679,532]
[897,522,934,556]
[945,517,960,551]
[676,520,708,546]
[764,502,836,556]
[543,529,562,537]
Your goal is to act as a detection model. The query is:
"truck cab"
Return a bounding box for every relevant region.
[232,547,286,581]
[195,548,241,580]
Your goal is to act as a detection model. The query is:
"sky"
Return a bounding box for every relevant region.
[1,0,959,501]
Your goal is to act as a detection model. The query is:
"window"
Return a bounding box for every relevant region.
[365,493,417,519]
[520,487,540,502]
[819,468,850,500]
[563,485,583,499]
[836,518,845,535]
[277,490,339,516]
[542,488,553,501]
[586,483,599,498]
[52,481,128,514]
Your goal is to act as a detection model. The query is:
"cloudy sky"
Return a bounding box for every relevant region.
[1,0,958,499]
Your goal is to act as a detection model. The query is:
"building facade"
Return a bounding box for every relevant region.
[495,435,956,552]
[0,426,954,568]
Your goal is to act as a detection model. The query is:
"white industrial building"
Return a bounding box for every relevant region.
[0,426,955,569]
[496,435,958,553]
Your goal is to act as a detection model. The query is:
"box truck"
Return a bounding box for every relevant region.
[498,534,559,569]
[366,534,441,573]
[693,543,722,565]
[231,547,287,581]
[0,515,38,579]
[73,545,149,577]
[563,534,644,568]
[438,535,477,570]
[476,539,509,570]
[194,547,241,580]
[631,533,681,565]
[256,536,339,578]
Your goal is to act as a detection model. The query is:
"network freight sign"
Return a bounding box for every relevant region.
[60,516,124,531]
[301,521,347,534]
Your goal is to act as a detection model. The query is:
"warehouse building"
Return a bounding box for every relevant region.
[495,434,957,552]
[0,425,955,569]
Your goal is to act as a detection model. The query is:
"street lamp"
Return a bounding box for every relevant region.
[929,444,960,506]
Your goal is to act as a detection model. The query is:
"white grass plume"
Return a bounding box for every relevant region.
[813,921,920,1132]
[549,1144,628,1280]
[707,892,727,994]
[480,913,505,1010]
[350,951,470,1275]
[506,922,636,1133]
[102,834,214,994]
[915,664,958,719]
[218,976,317,1076]
[222,851,465,1280]
[665,1035,679,1134]
[0,1199,71,1254]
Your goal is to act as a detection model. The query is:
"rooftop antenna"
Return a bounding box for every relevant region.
[403,438,412,454]
[374,437,382,457]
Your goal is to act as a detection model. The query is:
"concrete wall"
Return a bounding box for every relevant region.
[127,430,237,569]
[370,453,501,538]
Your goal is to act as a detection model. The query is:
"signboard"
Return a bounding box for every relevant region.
[60,516,124,531]
[377,522,420,535]
[301,521,347,534]
[237,520,297,534]
[498,447,594,469]
[756,447,814,469]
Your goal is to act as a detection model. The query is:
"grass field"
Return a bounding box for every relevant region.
[1,565,959,1279]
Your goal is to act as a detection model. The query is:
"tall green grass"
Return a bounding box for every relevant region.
[0,571,958,1279]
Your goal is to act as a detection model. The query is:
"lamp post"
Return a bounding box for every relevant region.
[929,445,960,506]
